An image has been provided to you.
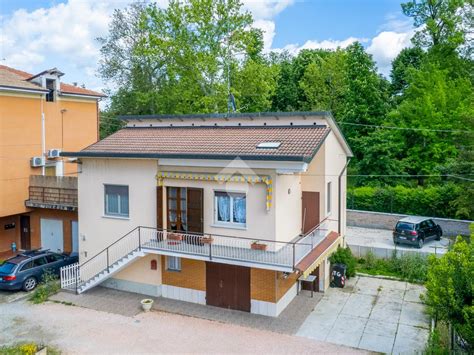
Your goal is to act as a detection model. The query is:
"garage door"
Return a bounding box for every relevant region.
[40,219,64,252]
[71,221,79,254]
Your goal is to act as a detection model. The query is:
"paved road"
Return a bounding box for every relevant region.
[0,299,367,354]
[297,276,430,354]
[346,226,449,256]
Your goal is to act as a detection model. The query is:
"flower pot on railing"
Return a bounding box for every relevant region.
[167,233,183,241]
[251,242,267,251]
[201,237,214,244]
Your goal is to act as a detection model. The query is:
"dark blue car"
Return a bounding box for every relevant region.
[0,249,78,291]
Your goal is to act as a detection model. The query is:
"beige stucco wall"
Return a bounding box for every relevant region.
[301,140,326,221]
[78,158,157,263]
[274,174,302,242]
[113,254,162,285]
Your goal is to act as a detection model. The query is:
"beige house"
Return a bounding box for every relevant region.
[61,112,352,317]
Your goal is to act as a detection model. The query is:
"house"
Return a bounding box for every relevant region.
[61,112,352,317]
[0,65,105,257]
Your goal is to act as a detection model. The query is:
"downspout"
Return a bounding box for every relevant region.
[338,157,351,235]
[41,94,46,176]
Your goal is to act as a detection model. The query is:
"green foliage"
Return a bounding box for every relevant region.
[348,183,471,220]
[29,270,60,304]
[425,328,450,355]
[424,236,474,345]
[357,250,428,283]
[329,247,356,277]
[0,343,61,355]
[390,47,425,97]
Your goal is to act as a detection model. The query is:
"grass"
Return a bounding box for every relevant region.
[0,343,61,355]
[29,270,61,304]
[355,250,428,284]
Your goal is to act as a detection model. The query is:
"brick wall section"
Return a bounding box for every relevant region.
[347,209,472,237]
[250,268,276,302]
[276,272,298,301]
[161,257,206,291]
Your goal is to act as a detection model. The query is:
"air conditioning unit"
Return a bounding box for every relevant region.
[48,149,61,158]
[30,156,46,167]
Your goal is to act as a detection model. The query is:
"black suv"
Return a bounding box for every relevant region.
[0,249,78,291]
[393,216,443,248]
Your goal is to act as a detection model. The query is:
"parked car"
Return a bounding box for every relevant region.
[0,249,78,291]
[393,216,442,248]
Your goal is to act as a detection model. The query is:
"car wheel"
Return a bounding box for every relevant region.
[417,238,424,249]
[23,277,37,292]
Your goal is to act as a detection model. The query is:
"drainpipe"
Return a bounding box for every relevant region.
[41,95,46,176]
[338,157,351,235]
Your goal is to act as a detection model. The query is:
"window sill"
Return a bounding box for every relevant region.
[210,223,247,231]
[102,215,130,221]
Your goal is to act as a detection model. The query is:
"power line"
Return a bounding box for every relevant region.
[339,121,473,134]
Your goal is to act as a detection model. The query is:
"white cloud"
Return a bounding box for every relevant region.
[277,37,367,55]
[253,19,276,52]
[367,30,414,76]
[242,0,295,20]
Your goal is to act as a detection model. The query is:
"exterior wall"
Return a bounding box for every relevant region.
[274,174,302,242]
[251,268,276,303]
[78,159,157,263]
[161,257,206,291]
[301,141,326,221]
[160,169,276,241]
[0,215,21,252]
[0,92,98,218]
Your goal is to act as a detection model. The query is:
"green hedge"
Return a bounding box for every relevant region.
[347,183,469,219]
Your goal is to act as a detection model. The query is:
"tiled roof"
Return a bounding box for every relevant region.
[66,126,331,161]
[0,65,105,97]
[296,231,340,272]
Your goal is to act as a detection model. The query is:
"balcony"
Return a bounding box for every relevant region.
[25,175,78,211]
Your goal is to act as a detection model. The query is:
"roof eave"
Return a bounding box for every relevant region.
[61,151,309,162]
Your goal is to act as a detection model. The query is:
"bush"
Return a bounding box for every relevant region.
[425,328,449,355]
[29,270,60,304]
[329,247,356,277]
[0,343,61,355]
[347,183,469,220]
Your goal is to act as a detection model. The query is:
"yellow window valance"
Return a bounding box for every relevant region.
[156,171,273,210]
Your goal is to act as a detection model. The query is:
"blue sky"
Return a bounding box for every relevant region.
[0,0,415,93]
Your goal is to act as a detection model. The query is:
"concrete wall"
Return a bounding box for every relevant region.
[275,174,302,242]
[348,209,472,237]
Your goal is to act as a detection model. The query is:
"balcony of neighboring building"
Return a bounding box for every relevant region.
[25,175,78,211]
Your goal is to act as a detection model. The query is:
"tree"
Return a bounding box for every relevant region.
[424,234,474,345]
[401,0,471,49]
[390,47,426,97]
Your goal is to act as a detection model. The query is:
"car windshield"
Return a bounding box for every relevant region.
[0,262,17,274]
[396,222,414,230]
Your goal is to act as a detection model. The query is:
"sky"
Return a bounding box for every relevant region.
[0,0,415,94]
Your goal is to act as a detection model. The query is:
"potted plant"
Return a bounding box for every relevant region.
[251,241,267,251]
[141,298,154,312]
[167,232,183,241]
[201,236,214,244]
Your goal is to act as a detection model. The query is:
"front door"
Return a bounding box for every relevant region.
[20,215,31,250]
[40,219,64,252]
[206,262,251,312]
[302,191,320,234]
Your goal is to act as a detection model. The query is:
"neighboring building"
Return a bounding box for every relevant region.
[0,65,104,255]
[61,112,352,317]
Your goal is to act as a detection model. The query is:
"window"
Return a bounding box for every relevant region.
[104,185,129,217]
[20,261,33,272]
[46,79,55,102]
[214,191,246,226]
[426,219,435,228]
[327,182,332,214]
[167,256,181,271]
[46,254,64,263]
[33,257,47,267]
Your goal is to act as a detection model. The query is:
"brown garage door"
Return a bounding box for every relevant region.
[206,262,250,312]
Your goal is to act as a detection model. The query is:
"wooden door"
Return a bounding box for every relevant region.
[206,262,250,312]
[187,188,203,234]
[302,191,320,234]
[20,215,31,250]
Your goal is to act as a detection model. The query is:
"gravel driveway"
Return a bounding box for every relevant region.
[0,299,368,354]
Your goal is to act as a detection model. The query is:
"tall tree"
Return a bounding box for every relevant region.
[390,47,426,97]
